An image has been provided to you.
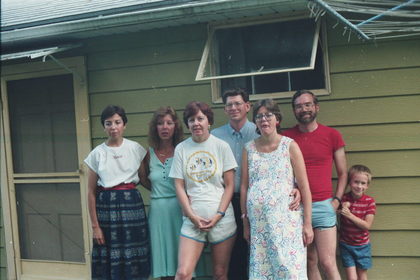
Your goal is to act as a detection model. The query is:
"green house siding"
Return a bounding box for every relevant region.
[1,17,419,279]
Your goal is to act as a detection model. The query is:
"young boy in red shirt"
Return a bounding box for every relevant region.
[339,165,376,280]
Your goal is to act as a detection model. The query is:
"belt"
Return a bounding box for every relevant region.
[98,183,136,191]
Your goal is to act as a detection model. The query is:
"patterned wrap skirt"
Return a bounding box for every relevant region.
[92,188,150,280]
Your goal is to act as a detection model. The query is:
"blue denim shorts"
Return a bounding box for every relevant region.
[339,242,372,269]
[312,198,337,229]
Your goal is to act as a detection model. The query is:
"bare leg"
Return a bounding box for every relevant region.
[175,237,205,280]
[345,266,357,280]
[307,242,322,280]
[314,227,341,280]
[211,235,236,280]
[356,267,368,280]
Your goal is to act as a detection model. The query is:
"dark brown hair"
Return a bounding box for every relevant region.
[252,99,282,134]
[183,101,214,126]
[222,88,250,104]
[291,89,319,108]
[100,105,127,127]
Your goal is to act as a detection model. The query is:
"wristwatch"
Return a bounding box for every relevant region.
[217,210,225,217]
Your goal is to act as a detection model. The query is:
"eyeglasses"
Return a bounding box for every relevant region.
[294,102,315,111]
[225,102,244,108]
[255,112,274,122]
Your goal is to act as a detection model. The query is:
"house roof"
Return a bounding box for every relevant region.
[0,0,309,51]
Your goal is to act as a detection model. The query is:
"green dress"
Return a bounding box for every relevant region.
[148,148,206,278]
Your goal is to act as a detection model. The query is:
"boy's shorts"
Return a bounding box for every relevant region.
[180,202,236,244]
[339,242,372,269]
[312,198,337,229]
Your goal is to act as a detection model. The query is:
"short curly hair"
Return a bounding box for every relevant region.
[252,99,282,134]
[183,101,214,127]
[100,105,127,127]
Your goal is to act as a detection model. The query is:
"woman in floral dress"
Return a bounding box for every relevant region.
[240,99,313,279]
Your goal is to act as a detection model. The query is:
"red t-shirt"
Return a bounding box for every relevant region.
[283,124,345,202]
[339,192,376,246]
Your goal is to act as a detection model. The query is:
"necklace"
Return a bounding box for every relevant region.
[156,148,173,157]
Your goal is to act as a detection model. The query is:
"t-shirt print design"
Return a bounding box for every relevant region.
[186,151,217,182]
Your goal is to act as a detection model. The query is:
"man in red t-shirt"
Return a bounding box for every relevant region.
[283,90,348,280]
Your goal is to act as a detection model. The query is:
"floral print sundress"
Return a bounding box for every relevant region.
[246,136,307,280]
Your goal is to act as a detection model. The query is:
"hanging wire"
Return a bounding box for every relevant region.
[310,0,420,40]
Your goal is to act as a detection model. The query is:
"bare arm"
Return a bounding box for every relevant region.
[87,168,105,245]
[332,147,348,210]
[174,178,209,230]
[138,155,151,191]
[289,141,314,246]
[341,207,375,231]
[202,169,235,230]
[239,148,250,243]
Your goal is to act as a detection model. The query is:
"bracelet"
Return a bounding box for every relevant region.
[217,210,225,217]
[332,196,342,204]
[241,213,247,219]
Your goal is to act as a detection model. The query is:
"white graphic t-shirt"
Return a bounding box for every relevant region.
[169,135,237,206]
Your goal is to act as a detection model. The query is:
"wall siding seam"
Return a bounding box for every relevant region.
[87,82,210,96]
[87,58,201,72]
[330,65,420,75]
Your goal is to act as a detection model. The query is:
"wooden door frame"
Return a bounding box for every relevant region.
[0,56,91,279]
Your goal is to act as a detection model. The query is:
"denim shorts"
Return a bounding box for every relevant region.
[312,198,337,229]
[339,242,372,269]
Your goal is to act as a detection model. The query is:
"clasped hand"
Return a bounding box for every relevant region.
[190,214,222,232]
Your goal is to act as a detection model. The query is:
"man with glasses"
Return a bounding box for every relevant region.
[283,89,347,280]
[212,88,300,279]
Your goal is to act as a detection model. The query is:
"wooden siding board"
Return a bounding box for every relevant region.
[366,178,420,204]
[84,24,207,52]
[339,123,420,152]
[370,231,420,257]
[330,68,420,99]
[87,40,204,71]
[338,257,420,280]
[346,150,420,178]
[329,39,420,73]
[89,84,211,115]
[372,204,420,230]
[88,60,203,93]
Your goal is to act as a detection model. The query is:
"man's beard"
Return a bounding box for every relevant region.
[296,111,317,124]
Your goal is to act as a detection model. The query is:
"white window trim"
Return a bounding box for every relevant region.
[195,14,331,103]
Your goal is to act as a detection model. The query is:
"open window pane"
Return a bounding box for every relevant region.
[197,18,320,80]
[220,39,326,95]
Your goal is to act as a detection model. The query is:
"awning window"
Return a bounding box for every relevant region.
[196,18,320,81]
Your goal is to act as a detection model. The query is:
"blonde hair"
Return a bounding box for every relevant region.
[348,164,372,184]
